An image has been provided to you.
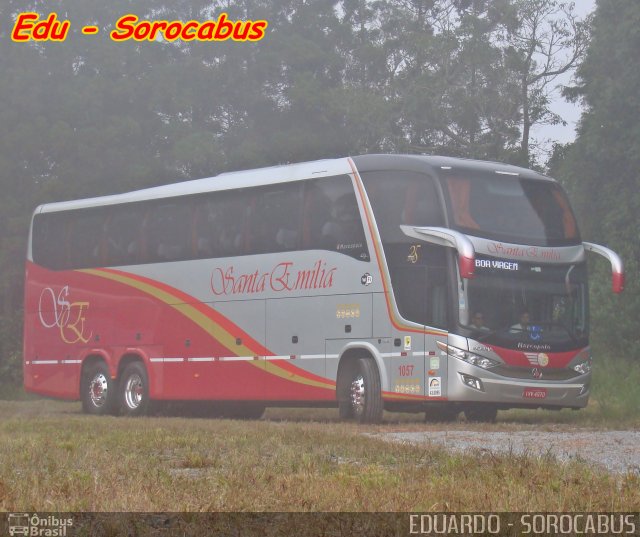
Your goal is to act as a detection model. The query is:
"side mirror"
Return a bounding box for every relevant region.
[400,226,475,279]
[583,242,625,293]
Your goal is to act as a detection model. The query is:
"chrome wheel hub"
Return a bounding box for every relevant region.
[124,374,144,410]
[350,375,365,417]
[89,373,108,408]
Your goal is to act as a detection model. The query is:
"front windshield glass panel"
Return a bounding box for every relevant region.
[464,257,588,351]
[443,172,579,246]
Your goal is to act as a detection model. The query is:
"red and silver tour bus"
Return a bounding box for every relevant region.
[23,155,624,422]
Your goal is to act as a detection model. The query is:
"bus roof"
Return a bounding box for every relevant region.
[35,154,553,214]
[36,157,353,214]
[352,154,552,181]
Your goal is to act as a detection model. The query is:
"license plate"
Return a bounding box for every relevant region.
[523,388,547,399]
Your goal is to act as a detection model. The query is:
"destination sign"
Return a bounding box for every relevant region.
[475,258,519,271]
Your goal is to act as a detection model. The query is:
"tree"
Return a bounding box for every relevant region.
[501,0,590,166]
[557,0,640,358]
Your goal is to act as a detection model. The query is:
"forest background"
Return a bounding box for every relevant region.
[0,0,637,407]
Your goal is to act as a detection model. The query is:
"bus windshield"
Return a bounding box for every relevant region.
[443,172,579,246]
[463,259,589,348]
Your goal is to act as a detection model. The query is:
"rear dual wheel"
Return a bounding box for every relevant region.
[119,362,150,417]
[81,361,150,416]
[81,362,117,415]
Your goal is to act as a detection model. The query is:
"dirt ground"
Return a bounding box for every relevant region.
[373,429,640,474]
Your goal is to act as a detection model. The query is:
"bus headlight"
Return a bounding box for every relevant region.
[437,342,499,370]
[573,359,592,375]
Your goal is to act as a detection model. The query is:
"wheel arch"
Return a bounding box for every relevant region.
[117,352,146,379]
[79,351,112,389]
[336,342,388,393]
[116,350,155,398]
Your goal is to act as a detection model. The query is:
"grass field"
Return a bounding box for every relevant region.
[0,400,638,512]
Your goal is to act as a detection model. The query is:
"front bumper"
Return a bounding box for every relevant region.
[446,357,590,408]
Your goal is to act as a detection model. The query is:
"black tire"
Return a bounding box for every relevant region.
[464,404,498,423]
[424,404,459,423]
[81,362,117,415]
[338,357,383,424]
[119,362,151,417]
[338,362,355,420]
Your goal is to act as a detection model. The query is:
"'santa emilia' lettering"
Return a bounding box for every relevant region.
[211,260,336,296]
[486,242,560,261]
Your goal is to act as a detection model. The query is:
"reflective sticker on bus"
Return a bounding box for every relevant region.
[428,377,442,397]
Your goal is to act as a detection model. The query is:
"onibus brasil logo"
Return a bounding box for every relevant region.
[7,514,73,536]
[38,286,92,344]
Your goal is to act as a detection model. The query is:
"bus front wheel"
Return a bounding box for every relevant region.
[338,357,383,424]
[119,362,150,417]
[81,362,117,416]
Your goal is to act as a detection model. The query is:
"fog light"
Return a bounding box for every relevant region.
[460,374,483,391]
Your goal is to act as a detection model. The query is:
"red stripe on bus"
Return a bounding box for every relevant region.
[87,267,335,388]
[97,267,271,355]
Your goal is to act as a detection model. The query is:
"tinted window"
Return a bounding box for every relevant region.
[31,176,371,269]
[443,173,579,246]
[32,213,69,270]
[68,210,105,268]
[361,170,445,243]
[218,190,249,258]
[360,170,448,327]
[144,202,192,263]
[248,182,303,254]
[303,175,369,261]
[382,242,449,328]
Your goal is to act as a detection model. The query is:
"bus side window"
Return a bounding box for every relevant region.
[248,182,302,255]
[193,200,217,259]
[303,175,369,261]
[214,190,247,258]
[402,180,445,228]
[144,202,192,263]
[102,208,146,266]
[67,210,105,269]
[302,182,331,249]
[361,170,445,242]
[32,213,69,270]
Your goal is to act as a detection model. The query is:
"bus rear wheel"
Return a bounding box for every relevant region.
[338,357,383,424]
[81,362,117,415]
[119,362,150,417]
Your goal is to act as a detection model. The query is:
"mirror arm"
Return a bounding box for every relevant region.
[400,226,475,279]
[583,241,625,293]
